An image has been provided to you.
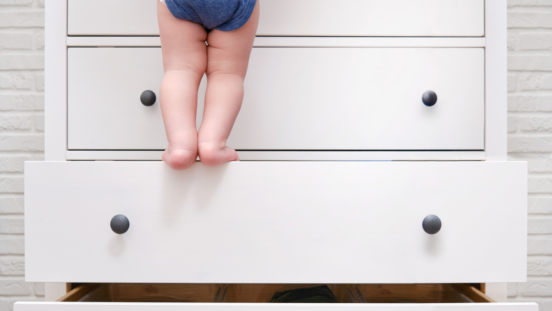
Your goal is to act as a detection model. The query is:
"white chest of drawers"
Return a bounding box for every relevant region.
[15,1,538,311]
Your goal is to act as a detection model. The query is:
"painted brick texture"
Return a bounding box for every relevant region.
[0,0,44,310]
[508,0,552,309]
[1,0,551,310]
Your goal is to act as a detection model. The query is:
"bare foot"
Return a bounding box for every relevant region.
[198,142,239,166]
[162,148,197,170]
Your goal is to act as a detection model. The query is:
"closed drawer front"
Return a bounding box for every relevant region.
[15,283,538,310]
[25,161,526,284]
[68,0,484,37]
[68,47,484,151]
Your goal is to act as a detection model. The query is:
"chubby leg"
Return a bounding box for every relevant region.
[158,1,207,170]
[198,0,260,166]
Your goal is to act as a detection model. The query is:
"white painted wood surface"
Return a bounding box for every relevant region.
[44,1,70,301]
[52,0,507,162]
[485,0,508,161]
[257,0,484,37]
[68,0,159,36]
[65,37,487,48]
[45,283,67,302]
[67,0,484,37]
[68,48,484,151]
[67,48,165,150]
[44,0,67,161]
[65,150,486,161]
[25,161,526,284]
[14,302,539,311]
[485,283,508,303]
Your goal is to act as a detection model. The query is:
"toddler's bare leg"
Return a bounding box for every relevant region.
[158,1,207,170]
[198,1,260,166]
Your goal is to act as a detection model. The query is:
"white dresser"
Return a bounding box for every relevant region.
[15,0,538,310]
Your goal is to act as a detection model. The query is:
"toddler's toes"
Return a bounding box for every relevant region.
[198,143,239,166]
[162,149,197,170]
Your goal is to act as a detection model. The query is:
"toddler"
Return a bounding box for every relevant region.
[158,0,259,170]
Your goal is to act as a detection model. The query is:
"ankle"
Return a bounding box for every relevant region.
[198,141,226,150]
[198,143,236,166]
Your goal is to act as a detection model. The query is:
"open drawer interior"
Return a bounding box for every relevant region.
[59,283,495,304]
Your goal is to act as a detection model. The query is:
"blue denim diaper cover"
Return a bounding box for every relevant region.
[164,0,257,31]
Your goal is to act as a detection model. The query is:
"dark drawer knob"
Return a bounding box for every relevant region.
[422,90,437,107]
[422,215,441,235]
[110,215,130,234]
[140,90,156,106]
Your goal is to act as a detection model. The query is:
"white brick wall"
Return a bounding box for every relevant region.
[0,0,551,310]
[0,0,44,310]
[508,1,552,310]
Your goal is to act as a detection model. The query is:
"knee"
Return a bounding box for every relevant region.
[165,66,206,80]
[206,66,247,80]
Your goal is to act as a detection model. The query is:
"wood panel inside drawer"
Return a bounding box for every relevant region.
[58,283,493,304]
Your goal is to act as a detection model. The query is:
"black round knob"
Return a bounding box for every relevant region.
[140,90,156,106]
[110,215,130,234]
[422,215,441,235]
[422,90,438,107]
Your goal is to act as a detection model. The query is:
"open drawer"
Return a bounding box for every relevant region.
[25,161,526,284]
[15,283,538,310]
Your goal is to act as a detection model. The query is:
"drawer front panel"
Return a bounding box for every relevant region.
[68,48,166,151]
[14,302,539,311]
[68,48,484,151]
[25,162,526,283]
[68,0,484,37]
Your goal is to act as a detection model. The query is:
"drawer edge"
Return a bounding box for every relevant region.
[14,302,540,311]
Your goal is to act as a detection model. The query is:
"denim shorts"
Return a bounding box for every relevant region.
[162,0,256,31]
